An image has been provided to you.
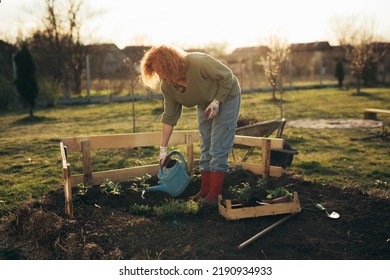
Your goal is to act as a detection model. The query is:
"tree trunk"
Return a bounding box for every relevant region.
[272,86,276,100]
[131,89,136,133]
[356,76,361,95]
[29,107,34,118]
[279,91,284,118]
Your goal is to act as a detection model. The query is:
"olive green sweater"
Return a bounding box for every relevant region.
[160,52,240,126]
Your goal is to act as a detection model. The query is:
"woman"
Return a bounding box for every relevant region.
[140,45,241,204]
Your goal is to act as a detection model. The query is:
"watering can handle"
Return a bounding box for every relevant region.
[161,150,187,171]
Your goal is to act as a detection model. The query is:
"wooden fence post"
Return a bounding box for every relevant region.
[64,164,74,219]
[262,138,271,178]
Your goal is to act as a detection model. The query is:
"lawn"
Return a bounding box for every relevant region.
[0,87,389,215]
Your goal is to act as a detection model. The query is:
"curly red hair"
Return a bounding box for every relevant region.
[141,45,188,90]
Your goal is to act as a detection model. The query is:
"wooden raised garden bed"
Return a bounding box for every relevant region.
[60,130,285,218]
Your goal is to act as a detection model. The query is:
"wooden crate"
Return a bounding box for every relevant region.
[218,192,301,220]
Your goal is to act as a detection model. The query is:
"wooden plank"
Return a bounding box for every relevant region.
[365,108,390,114]
[71,164,160,187]
[81,140,93,186]
[364,108,390,120]
[61,130,200,152]
[233,135,284,149]
[170,130,201,145]
[229,162,284,177]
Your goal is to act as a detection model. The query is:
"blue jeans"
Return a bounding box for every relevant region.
[197,94,241,172]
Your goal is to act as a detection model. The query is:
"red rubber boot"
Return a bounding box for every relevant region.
[201,172,226,205]
[191,171,211,201]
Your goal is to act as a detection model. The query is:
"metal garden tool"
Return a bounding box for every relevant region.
[315,203,340,219]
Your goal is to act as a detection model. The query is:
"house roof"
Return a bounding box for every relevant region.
[224,46,270,63]
[121,46,151,63]
[290,41,332,52]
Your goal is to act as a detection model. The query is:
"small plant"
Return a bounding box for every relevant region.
[129,203,152,214]
[255,178,270,189]
[189,172,201,182]
[76,183,89,196]
[266,187,293,200]
[130,174,153,192]
[153,199,199,217]
[100,178,122,195]
[374,180,388,189]
[229,182,252,200]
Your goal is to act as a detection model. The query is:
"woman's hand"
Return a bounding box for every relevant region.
[205,99,220,120]
[159,146,168,166]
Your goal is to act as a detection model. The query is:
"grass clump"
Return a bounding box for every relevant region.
[153,199,199,217]
[129,203,152,215]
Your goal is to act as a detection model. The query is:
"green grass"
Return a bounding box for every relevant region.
[1,87,389,215]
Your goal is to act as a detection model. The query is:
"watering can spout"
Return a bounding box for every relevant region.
[146,184,167,193]
[145,150,190,197]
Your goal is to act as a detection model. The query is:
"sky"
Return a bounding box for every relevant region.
[1,0,390,50]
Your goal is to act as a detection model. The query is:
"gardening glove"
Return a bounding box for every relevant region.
[205,99,220,120]
[159,146,168,166]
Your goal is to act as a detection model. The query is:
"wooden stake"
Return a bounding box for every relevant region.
[262,138,271,178]
[64,163,74,219]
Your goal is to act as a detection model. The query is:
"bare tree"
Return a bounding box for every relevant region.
[29,0,90,98]
[66,0,87,95]
[350,38,375,94]
[203,42,230,58]
[331,15,380,94]
[262,36,290,106]
[124,57,141,133]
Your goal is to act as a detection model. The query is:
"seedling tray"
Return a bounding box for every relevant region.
[218,192,301,220]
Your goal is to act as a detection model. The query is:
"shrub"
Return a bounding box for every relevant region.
[14,43,39,117]
[38,77,60,107]
[0,76,16,110]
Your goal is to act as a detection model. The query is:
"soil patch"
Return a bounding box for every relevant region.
[1,168,389,260]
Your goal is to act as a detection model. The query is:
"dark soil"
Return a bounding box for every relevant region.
[1,167,390,260]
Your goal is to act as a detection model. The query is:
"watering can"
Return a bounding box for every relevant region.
[145,150,190,197]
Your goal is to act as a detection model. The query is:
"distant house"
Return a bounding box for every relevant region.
[289,41,334,80]
[87,44,128,79]
[84,41,390,90]
[223,46,270,88]
[223,41,343,88]
[121,46,150,64]
[372,42,390,84]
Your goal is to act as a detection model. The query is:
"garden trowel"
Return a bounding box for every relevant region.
[315,203,340,219]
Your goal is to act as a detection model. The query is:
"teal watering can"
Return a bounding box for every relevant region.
[145,150,190,197]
